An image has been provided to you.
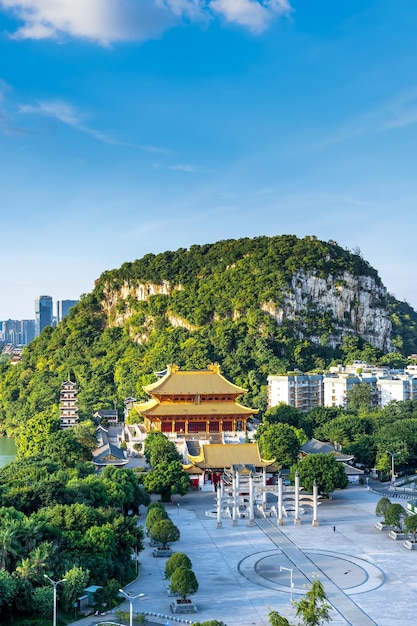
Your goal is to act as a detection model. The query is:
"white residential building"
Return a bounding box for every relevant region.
[267,373,323,413]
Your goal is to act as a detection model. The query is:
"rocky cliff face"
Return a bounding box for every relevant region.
[260,270,393,351]
[101,269,393,352]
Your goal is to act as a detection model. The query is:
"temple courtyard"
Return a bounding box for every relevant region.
[72,483,417,626]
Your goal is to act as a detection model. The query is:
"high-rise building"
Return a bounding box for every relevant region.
[22,320,36,345]
[35,295,53,336]
[56,299,78,323]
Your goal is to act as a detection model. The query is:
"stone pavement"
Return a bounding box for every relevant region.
[78,486,417,626]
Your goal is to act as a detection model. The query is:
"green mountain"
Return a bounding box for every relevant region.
[1,234,417,434]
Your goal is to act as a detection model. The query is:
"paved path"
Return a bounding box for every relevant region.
[256,519,377,625]
[73,486,417,626]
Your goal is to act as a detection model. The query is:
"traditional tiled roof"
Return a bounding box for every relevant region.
[143,363,247,396]
[134,399,257,417]
[301,438,354,462]
[186,442,276,469]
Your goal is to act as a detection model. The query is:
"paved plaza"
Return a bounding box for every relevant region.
[80,485,417,626]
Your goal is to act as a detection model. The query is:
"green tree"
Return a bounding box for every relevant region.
[170,566,198,600]
[165,552,192,579]
[149,519,180,549]
[404,514,417,542]
[256,423,300,466]
[146,506,168,533]
[291,454,348,495]
[294,578,332,626]
[346,383,374,412]
[384,503,407,530]
[268,610,292,626]
[0,569,16,611]
[143,460,191,502]
[375,497,391,518]
[32,586,54,619]
[61,565,90,612]
[263,404,303,428]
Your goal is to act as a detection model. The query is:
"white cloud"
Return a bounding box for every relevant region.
[210,0,292,33]
[0,0,293,44]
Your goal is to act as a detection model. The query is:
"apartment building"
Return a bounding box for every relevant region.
[267,373,324,412]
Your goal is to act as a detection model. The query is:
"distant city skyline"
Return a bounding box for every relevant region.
[1,1,417,319]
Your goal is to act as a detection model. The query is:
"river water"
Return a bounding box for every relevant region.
[0,436,17,468]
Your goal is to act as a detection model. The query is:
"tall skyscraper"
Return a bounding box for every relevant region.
[35,295,53,336]
[22,320,36,345]
[56,299,78,323]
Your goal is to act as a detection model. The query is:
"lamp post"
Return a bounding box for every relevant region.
[44,575,66,626]
[119,589,145,626]
[280,565,294,603]
[386,450,396,484]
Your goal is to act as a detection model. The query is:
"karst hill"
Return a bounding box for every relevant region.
[1,234,417,432]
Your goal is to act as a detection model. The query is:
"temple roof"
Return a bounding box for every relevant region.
[301,438,354,462]
[186,443,276,469]
[134,399,257,417]
[143,363,247,396]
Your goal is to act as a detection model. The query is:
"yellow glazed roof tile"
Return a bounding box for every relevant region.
[143,363,247,396]
[134,400,257,416]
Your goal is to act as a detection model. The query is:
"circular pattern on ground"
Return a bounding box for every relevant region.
[238,549,385,596]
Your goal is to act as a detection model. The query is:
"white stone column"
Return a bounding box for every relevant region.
[277,473,284,526]
[312,480,319,527]
[262,466,267,509]
[216,484,223,529]
[248,471,254,526]
[294,471,301,525]
[232,470,238,526]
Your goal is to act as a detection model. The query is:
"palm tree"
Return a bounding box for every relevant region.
[0,520,20,571]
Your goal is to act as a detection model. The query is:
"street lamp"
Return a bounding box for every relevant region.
[119,589,146,626]
[386,450,396,484]
[280,565,294,603]
[44,575,66,626]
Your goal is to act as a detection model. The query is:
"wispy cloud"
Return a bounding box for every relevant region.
[170,163,209,173]
[0,79,33,136]
[0,0,293,44]
[19,99,163,150]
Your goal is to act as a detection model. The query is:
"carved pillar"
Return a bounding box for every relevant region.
[277,473,284,526]
[294,471,301,525]
[232,470,238,526]
[216,484,223,529]
[249,471,254,526]
[312,480,319,527]
[262,467,267,509]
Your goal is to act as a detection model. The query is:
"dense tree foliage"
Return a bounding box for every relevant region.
[165,552,192,579]
[170,566,198,600]
[149,519,180,549]
[143,459,191,502]
[290,454,348,495]
[0,454,146,620]
[256,423,301,466]
[384,503,407,530]
[1,235,416,438]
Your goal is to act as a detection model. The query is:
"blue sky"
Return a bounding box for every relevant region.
[1,0,417,320]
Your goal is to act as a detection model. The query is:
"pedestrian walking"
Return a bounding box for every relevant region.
[333,525,336,533]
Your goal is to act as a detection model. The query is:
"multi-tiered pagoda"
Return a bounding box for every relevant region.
[59,379,79,429]
[134,363,257,436]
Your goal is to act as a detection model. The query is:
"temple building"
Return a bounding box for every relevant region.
[134,363,258,436]
[184,442,278,490]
